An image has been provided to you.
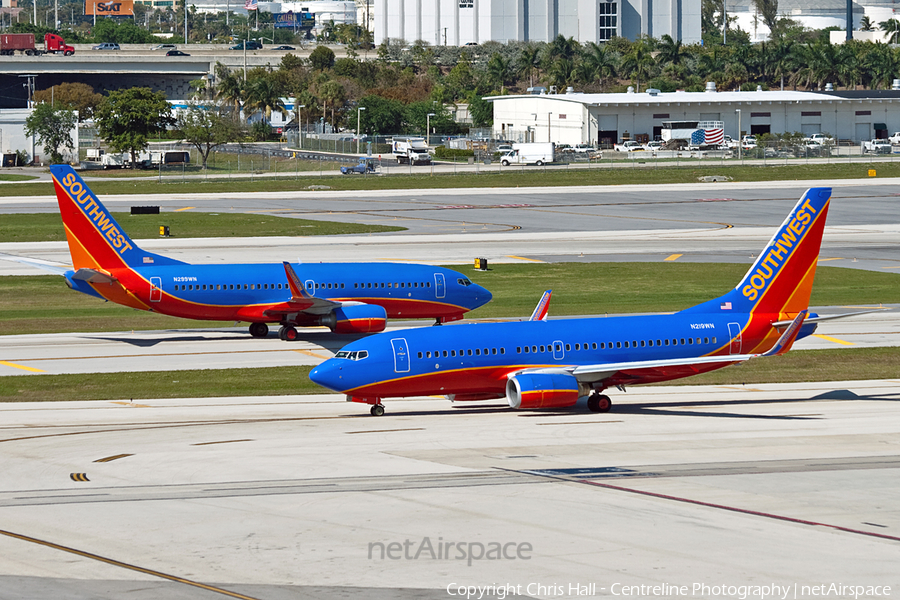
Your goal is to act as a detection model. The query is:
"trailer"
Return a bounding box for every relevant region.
[499,142,555,166]
[392,137,432,165]
[660,120,725,149]
[137,151,191,169]
[0,33,75,56]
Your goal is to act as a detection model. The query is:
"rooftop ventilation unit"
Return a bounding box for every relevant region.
[647,88,660,96]
[705,81,716,93]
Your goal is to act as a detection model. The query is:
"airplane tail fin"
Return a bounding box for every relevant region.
[50,164,184,270]
[683,187,831,318]
[529,290,552,321]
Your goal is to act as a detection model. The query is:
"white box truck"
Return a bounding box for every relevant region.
[499,142,555,166]
[392,137,432,164]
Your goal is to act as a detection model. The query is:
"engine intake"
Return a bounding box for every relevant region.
[506,373,587,409]
[318,305,387,333]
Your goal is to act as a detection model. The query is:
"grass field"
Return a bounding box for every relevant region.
[0,211,404,244]
[3,161,900,197]
[0,346,896,403]
[2,263,898,336]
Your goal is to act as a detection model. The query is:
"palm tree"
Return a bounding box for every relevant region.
[215,65,245,121]
[486,52,510,90]
[243,77,287,122]
[517,45,541,87]
[619,39,655,92]
[583,42,617,83]
[547,57,576,89]
[655,35,684,68]
[880,18,900,44]
[860,16,874,32]
[865,42,898,89]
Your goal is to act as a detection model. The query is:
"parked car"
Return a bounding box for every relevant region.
[341,157,377,175]
[272,45,295,51]
[573,143,594,153]
[151,44,177,51]
[92,42,120,50]
[613,140,644,152]
[230,40,262,50]
[805,133,833,144]
[166,50,190,56]
[643,141,664,152]
[496,144,513,153]
[889,132,900,145]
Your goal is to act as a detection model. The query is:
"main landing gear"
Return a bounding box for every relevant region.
[370,404,385,416]
[249,323,269,338]
[587,393,612,413]
[278,325,298,341]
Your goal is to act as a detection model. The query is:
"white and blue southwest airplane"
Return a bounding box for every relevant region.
[5,164,492,340]
[311,187,849,415]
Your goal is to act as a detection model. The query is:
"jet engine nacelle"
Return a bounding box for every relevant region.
[506,372,587,409]
[317,305,387,333]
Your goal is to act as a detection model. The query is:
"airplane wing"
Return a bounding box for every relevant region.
[0,252,71,276]
[520,311,808,387]
[529,290,552,321]
[263,262,343,317]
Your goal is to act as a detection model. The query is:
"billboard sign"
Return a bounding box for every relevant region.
[85,0,134,16]
[273,11,315,28]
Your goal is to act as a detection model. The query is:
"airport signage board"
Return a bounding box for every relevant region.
[273,11,315,28]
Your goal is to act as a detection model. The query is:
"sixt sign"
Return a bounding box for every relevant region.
[58,171,134,255]
[85,0,133,16]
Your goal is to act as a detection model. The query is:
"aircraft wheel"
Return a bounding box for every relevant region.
[588,394,612,413]
[282,326,298,341]
[370,404,385,416]
[249,323,268,338]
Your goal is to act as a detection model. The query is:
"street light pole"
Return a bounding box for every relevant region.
[357,106,366,154]
[735,108,741,160]
[297,104,306,149]
[426,112,435,146]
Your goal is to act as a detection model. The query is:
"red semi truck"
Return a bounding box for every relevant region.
[0,33,75,56]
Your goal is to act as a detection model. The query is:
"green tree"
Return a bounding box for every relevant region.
[244,76,287,121]
[24,102,76,164]
[358,94,404,134]
[95,87,174,166]
[176,103,243,168]
[468,92,493,128]
[880,19,900,44]
[32,82,103,122]
[859,16,874,32]
[309,45,336,70]
[620,38,656,92]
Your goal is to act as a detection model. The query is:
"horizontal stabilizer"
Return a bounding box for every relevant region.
[0,252,70,275]
[762,310,806,356]
[71,268,118,284]
[772,307,890,328]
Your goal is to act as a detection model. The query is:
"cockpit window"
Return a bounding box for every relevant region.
[457,278,472,286]
[334,350,368,360]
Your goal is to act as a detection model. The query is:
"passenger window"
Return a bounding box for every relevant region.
[500,348,505,354]
[531,346,537,353]
[657,339,662,346]
[665,339,669,346]
[641,340,645,347]
[575,344,580,351]
[475,349,480,355]
[517,347,521,353]
[426,351,431,358]
[523,346,529,353]
[566,344,571,351]
[418,352,423,358]
[624,341,629,348]
[712,337,717,344]
[467,349,472,356]
[414,283,418,288]
[616,342,622,349]
[380,283,385,288]
[704,337,709,344]
[354,283,358,288]
[442,350,448,357]
[427,282,431,287]
[451,350,456,357]
[341,283,345,289]
[681,338,686,345]
[539,345,545,352]
[188,285,193,290]
[491,348,497,355]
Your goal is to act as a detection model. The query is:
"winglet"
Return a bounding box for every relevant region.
[283,261,311,302]
[529,290,552,321]
[762,310,807,356]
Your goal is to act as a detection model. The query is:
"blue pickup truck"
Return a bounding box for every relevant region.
[341,157,377,175]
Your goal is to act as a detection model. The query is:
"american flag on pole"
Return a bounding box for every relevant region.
[244,0,258,10]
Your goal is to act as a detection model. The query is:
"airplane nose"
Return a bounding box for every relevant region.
[309,359,345,392]
[474,284,493,307]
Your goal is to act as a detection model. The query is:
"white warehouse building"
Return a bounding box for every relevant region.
[374,0,701,46]
[486,88,900,147]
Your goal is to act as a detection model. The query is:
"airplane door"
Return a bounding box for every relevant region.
[391,338,411,373]
[728,323,742,354]
[434,273,446,299]
[552,340,564,360]
[305,279,316,296]
[150,277,162,302]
